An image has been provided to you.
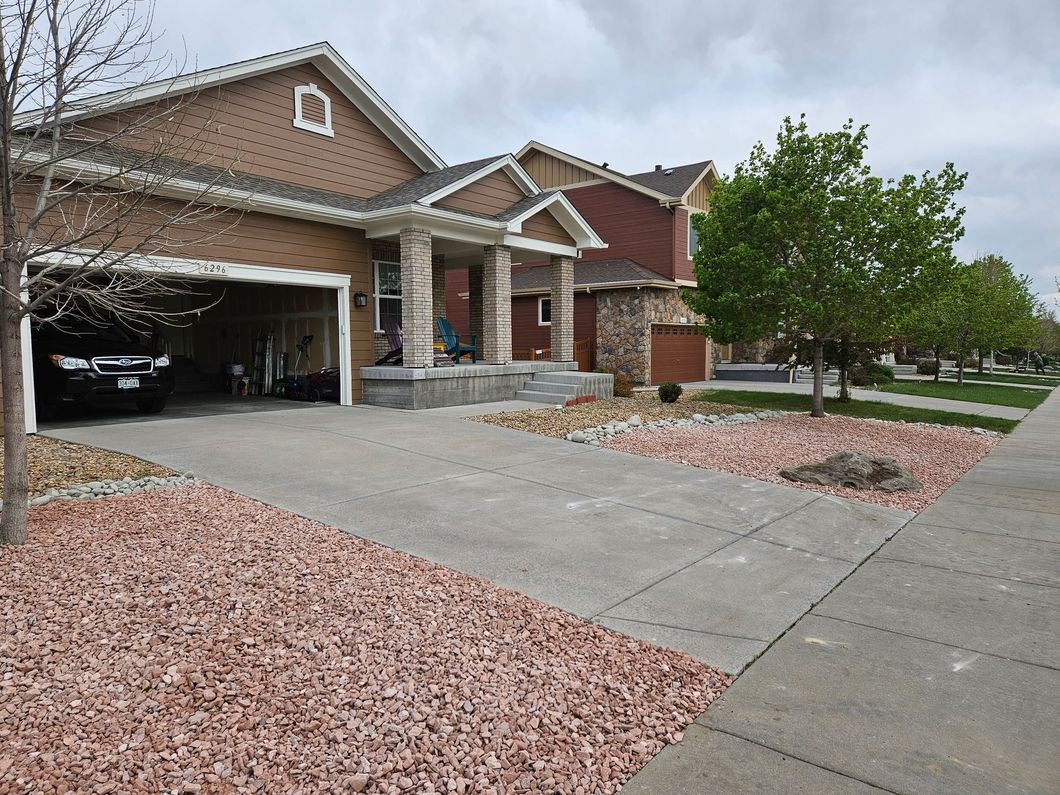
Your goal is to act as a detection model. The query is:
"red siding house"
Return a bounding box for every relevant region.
[446,141,723,384]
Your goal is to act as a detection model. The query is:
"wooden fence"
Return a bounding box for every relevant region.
[513,338,593,372]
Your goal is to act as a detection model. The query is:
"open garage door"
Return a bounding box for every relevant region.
[650,323,707,385]
[24,258,352,432]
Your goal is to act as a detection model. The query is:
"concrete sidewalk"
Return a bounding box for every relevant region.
[679,379,1030,420]
[625,389,1060,793]
[44,402,910,676]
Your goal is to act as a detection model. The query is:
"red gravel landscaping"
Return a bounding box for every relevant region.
[0,486,729,794]
[604,415,998,512]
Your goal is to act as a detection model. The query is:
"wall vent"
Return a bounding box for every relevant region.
[293,82,334,138]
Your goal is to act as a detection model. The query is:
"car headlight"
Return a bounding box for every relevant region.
[49,354,91,370]
[154,355,171,368]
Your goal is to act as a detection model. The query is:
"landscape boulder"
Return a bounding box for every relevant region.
[780,451,922,493]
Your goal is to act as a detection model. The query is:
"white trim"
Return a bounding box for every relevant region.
[14,42,446,171]
[419,155,539,205]
[538,296,551,326]
[371,259,402,333]
[27,251,355,409]
[504,192,607,250]
[20,263,37,434]
[33,251,353,289]
[501,235,578,258]
[337,284,353,405]
[675,278,698,287]
[292,82,334,138]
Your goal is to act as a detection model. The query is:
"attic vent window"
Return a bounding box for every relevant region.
[664,168,674,176]
[293,83,334,138]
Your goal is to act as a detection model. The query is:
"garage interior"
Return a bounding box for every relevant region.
[33,276,343,426]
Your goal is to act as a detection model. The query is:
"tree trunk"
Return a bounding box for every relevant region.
[0,257,28,545]
[956,352,965,386]
[977,348,985,374]
[933,347,941,383]
[838,364,850,402]
[811,339,825,417]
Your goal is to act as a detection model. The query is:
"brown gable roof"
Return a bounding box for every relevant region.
[626,161,713,198]
[511,258,677,293]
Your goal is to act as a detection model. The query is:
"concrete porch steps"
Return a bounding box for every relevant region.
[795,368,839,385]
[515,370,614,405]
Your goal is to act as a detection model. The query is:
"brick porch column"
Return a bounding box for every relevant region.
[468,261,483,345]
[550,254,574,361]
[400,227,434,368]
[432,255,446,320]
[481,244,512,363]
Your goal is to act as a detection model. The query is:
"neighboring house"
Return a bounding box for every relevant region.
[446,140,724,384]
[11,43,606,430]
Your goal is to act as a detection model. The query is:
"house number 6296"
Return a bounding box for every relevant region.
[199,263,228,275]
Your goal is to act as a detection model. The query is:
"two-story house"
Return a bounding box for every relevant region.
[446,140,723,384]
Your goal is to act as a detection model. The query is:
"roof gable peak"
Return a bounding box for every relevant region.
[14,41,446,172]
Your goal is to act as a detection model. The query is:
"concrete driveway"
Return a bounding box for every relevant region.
[46,403,911,674]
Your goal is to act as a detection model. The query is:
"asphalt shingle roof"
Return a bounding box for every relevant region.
[19,137,536,224]
[365,155,504,210]
[626,161,712,198]
[511,258,674,292]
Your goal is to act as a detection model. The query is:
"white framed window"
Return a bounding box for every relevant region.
[373,260,401,332]
[293,82,334,138]
[688,218,699,260]
[538,296,552,326]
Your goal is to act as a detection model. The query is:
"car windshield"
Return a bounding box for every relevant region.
[35,318,138,344]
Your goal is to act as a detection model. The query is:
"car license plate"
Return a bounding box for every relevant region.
[117,377,140,389]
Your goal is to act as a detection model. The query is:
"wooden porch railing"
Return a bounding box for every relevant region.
[513,338,593,372]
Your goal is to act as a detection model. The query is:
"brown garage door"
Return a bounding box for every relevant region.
[650,324,706,384]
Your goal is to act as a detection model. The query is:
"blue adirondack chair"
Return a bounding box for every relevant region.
[436,317,477,363]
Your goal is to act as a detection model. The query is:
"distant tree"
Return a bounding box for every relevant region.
[688,115,966,416]
[904,254,1038,384]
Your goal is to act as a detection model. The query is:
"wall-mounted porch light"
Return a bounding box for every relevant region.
[353,292,368,308]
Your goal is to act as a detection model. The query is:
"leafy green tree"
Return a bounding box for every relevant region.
[688,115,966,416]
[904,254,1038,384]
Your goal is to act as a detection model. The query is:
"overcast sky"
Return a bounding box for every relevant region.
[151,0,1060,304]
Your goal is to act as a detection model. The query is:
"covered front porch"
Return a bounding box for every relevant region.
[360,217,604,408]
[353,154,608,407]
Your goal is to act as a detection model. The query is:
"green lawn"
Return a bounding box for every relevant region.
[940,372,1059,387]
[882,380,1047,409]
[691,389,1019,434]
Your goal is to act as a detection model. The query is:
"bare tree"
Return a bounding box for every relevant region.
[0,0,240,544]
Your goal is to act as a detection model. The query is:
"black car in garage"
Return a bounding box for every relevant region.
[32,319,174,419]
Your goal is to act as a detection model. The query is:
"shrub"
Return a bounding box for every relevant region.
[613,372,633,398]
[917,360,939,376]
[849,361,895,387]
[658,382,683,403]
[963,358,978,370]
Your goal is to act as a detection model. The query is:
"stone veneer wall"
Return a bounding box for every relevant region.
[596,287,705,384]
[369,239,445,362]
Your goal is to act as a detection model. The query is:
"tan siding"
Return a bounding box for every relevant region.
[435,170,525,216]
[16,185,375,402]
[517,207,576,246]
[686,175,712,213]
[519,150,598,189]
[82,63,424,199]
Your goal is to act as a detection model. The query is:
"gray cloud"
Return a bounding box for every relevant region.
[150,0,1060,300]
